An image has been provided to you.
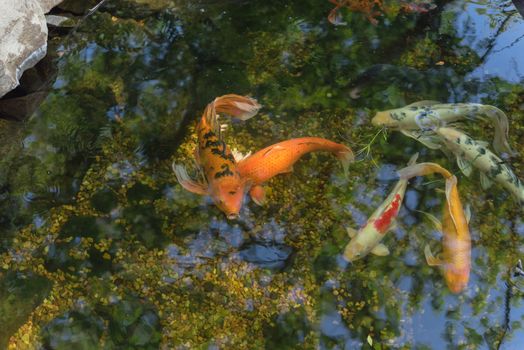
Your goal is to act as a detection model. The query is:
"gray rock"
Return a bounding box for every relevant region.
[0,0,63,98]
[39,0,65,13]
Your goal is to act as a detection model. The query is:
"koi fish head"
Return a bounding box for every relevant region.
[371,111,400,128]
[210,177,246,220]
[444,265,470,294]
[343,240,366,262]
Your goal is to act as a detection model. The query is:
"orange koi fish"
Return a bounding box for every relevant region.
[173,94,261,219]
[236,137,354,205]
[398,163,471,293]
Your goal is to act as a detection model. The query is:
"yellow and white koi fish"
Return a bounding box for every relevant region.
[343,153,418,262]
[372,101,514,155]
[397,162,471,293]
[435,127,524,204]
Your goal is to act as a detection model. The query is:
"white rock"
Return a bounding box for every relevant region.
[0,0,63,98]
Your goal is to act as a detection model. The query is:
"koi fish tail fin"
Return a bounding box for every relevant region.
[336,146,355,175]
[397,162,453,181]
[213,94,262,121]
[484,106,515,156]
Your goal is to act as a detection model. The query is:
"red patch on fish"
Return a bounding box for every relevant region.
[373,194,401,234]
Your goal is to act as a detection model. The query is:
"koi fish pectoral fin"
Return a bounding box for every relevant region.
[172,163,208,195]
[346,227,358,238]
[417,210,442,232]
[480,173,493,190]
[456,155,473,177]
[424,244,444,266]
[371,243,390,256]
[249,185,266,206]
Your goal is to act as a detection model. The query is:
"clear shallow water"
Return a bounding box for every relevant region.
[0,0,523,348]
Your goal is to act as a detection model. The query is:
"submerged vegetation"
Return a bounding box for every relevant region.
[0,0,523,348]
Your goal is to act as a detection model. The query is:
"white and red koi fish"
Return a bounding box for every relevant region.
[343,153,418,262]
[236,137,354,205]
[173,94,261,219]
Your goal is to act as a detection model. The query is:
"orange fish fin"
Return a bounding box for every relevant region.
[424,244,444,266]
[249,185,266,206]
[172,163,208,195]
[232,148,252,162]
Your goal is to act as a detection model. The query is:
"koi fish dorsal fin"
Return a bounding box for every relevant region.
[407,100,441,107]
[444,176,460,229]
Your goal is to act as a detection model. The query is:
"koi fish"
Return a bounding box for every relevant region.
[397,162,471,293]
[236,137,354,205]
[327,0,435,26]
[173,94,261,219]
[343,153,418,262]
[372,101,514,155]
[434,127,524,204]
[327,0,383,26]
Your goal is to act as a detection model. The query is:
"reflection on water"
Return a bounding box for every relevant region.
[0,0,523,348]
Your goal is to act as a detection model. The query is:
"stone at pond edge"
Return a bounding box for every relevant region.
[0,0,63,98]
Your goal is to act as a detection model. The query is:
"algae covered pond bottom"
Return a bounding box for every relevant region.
[1,0,524,348]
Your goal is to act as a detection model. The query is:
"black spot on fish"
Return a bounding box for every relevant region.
[203,131,214,139]
[490,164,503,177]
[478,148,486,155]
[391,112,402,121]
[489,155,499,163]
[465,138,473,145]
[214,164,234,179]
[205,139,222,148]
[210,142,235,162]
[409,106,418,111]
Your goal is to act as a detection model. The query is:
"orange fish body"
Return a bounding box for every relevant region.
[397,162,471,293]
[237,137,354,204]
[173,94,261,219]
[440,176,471,293]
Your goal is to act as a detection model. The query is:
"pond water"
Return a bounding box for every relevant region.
[1,0,523,348]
